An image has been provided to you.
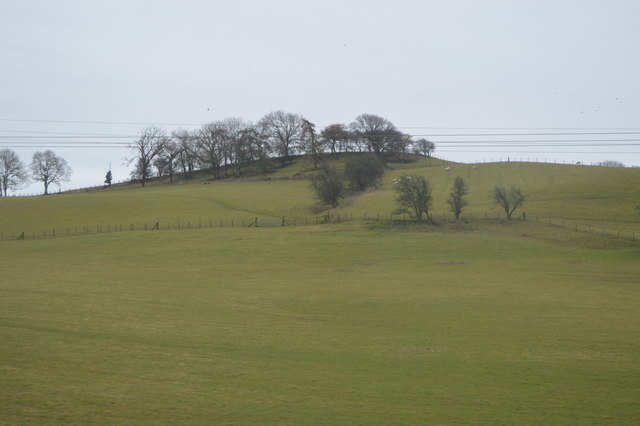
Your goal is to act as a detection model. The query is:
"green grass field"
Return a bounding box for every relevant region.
[1,157,638,237]
[1,157,640,424]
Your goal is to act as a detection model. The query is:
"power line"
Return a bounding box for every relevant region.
[412,131,640,137]
[437,150,640,154]
[0,145,127,148]
[399,126,640,130]
[3,118,640,132]
[0,129,136,136]
[3,141,639,147]
[0,135,136,139]
[429,139,640,144]
[0,118,202,126]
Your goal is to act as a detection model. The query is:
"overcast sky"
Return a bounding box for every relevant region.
[1,0,639,194]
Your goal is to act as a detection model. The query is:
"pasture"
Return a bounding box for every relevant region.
[1,222,639,424]
[0,159,638,238]
[1,158,639,424]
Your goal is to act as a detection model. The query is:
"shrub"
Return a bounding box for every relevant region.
[447,176,469,220]
[344,154,384,192]
[393,175,433,223]
[493,186,526,220]
[310,163,345,207]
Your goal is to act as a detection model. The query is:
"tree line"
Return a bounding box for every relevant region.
[0,149,72,196]
[127,112,436,186]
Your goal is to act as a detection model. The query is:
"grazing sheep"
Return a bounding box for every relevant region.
[472,165,477,170]
[445,167,451,171]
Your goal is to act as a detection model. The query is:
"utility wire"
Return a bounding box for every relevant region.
[410,132,640,137]
[0,118,201,126]
[399,126,640,130]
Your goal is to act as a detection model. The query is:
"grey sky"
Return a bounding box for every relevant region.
[1,0,639,194]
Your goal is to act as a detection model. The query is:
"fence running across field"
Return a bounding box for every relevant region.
[1,212,637,242]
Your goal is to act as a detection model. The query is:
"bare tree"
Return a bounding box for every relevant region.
[154,140,181,183]
[195,122,225,178]
[310,163,345,207]
[493,186,526,220]
[320,123,352,154]
[349,114,406,154]
[172,129,197,179]
[413,138,436,157]
[259,111,306,166]
[128,126,167,186]
[240,125,270,173]
[219,117,253,177]
[30,150,72,195]
[393,175,433,223]
[0,148,28,196]
[447,176,469,220]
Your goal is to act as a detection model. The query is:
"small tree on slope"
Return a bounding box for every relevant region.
[493,186,526,220]
[447,176,469,220]
[393,175,433,223]
[310,163,345,207]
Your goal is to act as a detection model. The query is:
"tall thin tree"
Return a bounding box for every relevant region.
[447,176,469,220]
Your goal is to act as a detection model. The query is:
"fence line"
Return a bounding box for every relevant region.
[2,211,637,242]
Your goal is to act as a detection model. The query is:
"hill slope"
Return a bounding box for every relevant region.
[1,156,638,236]
[1,224,639,424]
[1,155,639,424]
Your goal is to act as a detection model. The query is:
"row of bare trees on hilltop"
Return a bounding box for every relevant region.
[128,112,436,186]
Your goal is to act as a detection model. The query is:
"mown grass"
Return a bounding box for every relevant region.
[1,223,639,424]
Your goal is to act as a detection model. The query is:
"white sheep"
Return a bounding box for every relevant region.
[445,167,451,171]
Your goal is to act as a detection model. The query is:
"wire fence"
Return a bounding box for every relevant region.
[1,211,637,242]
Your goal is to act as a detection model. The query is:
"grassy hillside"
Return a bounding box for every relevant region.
[2,155,639,424]
[1,224,639,424]
[1,156,638,237]
[352,161,640,230]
